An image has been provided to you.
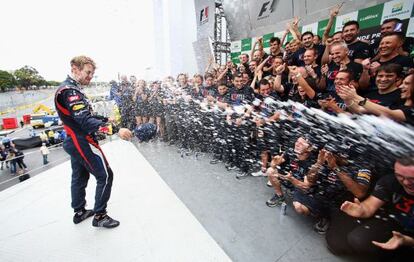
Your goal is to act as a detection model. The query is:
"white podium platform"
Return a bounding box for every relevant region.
[0,140,231,262]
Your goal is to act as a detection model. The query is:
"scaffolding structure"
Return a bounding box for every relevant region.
[213,0,231,65]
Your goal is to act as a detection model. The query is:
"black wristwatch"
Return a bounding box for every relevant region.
[358,98,367,106]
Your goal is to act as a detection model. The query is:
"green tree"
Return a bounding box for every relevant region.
[0,70,16,92]
[47,80,60,86]
[13,65,45,88]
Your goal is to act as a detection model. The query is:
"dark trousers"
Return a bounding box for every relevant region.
[211,115,226,159]
[42,155,48,165]
[16,159,27,169]
[63,136,113,214]
[10,160,17,174]
[164,107,178,143]
[326,210,414,261]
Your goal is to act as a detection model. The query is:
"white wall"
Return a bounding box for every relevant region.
[152,0,198,79]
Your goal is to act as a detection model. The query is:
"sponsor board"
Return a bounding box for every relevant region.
[263,32,275,48]
[407,17,414,37]
[241,38,252,51]
[381,0,413,22]
[358,4,384,29]
[317,18,336,37]
[231,41,242,53]
[199,6,209,25]
[335,11,358,32]
[301,22,318,35]
[230,1,414,61]
[256,0,277,21]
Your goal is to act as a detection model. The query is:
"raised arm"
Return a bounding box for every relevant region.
[205,54,215,73]
[250,70,261,90]
[358,58,371,90]
[250,37,264,60]
[280,26,290,47]
[321,39,332,65]
[258,37,264,52]
[325,150,370,199]
[216,65,228,81]
[250,40,258,62]
[273,64,286,93]
[318,64,329,91]
[323,3,342,44]
[132,87,139,102]
[256,56,271,72]
[289,66,316,99]
[290,17,302,41]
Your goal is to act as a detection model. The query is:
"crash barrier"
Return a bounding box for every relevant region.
[0,91,55,116]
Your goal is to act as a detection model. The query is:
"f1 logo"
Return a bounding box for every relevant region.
[258,0,276,18]
[200,6,209,25]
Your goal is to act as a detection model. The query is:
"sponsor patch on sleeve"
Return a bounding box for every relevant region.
[72,104,85,111]
[68,95,80,102]
[356,169,371,185]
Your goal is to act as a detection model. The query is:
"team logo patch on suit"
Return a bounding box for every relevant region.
[68,95,80,102]
[72,104,85,111]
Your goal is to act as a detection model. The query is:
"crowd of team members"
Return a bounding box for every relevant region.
[110,5,414,261]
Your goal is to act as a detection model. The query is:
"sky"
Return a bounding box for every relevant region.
[0,0,155,82]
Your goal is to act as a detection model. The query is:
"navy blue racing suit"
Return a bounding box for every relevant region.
[55,76,113,214]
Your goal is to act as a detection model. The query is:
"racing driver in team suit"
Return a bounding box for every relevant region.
[55,56,132,228]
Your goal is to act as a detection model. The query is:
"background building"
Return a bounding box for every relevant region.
[152,0,198,79]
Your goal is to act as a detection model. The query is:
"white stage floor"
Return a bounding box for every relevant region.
[0,139,231,262]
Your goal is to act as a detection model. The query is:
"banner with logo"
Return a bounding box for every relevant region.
[335,11,359,32]
[247,0,292,30]
[231,41,242,53]
[301,22,318,35]
[274,30,286,41]
[241,38,252,52]
[262,32,275,48]
[194,0,215,40]
[407,17,414,37]
[231,0,414,64]
[358,4,384,30]
[231,52,241,64]
[381,0,413,22]
[317,18,336,39]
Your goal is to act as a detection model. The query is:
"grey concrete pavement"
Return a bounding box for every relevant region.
[134,141,359,262]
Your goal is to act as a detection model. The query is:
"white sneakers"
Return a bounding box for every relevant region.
[251,170,267,177]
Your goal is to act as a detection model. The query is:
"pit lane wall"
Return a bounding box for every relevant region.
[229,0,414,63]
